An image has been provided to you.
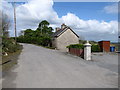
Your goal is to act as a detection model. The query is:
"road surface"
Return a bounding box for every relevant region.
[2,43,118,88]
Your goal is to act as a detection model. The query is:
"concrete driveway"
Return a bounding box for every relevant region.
[2,43,118,88]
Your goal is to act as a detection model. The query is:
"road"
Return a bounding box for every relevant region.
[2,43,118,88]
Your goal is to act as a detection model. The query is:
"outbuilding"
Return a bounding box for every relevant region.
[98,41,110,52]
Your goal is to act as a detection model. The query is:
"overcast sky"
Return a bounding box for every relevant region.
[2,0,118,42]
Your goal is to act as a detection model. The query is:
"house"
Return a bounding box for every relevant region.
[52,24,79,52]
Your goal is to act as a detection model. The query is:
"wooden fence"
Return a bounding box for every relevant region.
[68,48,84,58]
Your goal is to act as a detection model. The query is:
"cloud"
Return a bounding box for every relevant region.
[15,0,62,33]
[62,13,118,42]
[2,0,118,42]
[103,3,118,14]
[2,0,62,35]
[2,0,13,18]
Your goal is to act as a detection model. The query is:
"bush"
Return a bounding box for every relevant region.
[2,37,23,53]
[67,44,84,49]
[17,35,51,47]
[67,44,101,52]
[91,44,101,52]
[17,36,25,43]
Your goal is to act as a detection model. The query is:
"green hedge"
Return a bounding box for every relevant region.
[67,44,101,52]
[91,44,101,52]
[17,35,51,46]
[66,44,84,49]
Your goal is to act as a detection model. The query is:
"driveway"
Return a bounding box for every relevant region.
[2,43,118,88]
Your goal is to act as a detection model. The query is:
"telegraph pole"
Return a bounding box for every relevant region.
[13,1,17,44]
[8,0,26,44]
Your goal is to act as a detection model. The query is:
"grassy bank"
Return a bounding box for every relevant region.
[2,47,22,71]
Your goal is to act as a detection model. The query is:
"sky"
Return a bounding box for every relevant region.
[2,0,118,42]
[53,2,118,21]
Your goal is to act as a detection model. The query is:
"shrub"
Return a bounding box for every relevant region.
[67,44,84,49]
[91,44,101,52]
[17,36,25,43]
[2,37,23,53]
[17,35,51,47]
[67,44,101,52]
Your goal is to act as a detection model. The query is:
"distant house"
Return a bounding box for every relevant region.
[52,24,79,52]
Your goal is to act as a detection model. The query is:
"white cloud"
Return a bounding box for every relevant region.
[62,13,118,34]
[104,3,118,14]
[2,0,13,18]
[15,0,62,33]
[2,0,118,42]
[62,13,118,42]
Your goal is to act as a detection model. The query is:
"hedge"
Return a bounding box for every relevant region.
[91,44,101,52]
[66,44,84,49]
[67,44,101,52]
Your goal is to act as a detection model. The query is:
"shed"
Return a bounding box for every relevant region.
[98,41,110,52]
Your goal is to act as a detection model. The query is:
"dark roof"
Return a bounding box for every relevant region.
[52,26,79,38]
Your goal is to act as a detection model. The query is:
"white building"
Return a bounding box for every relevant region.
[52,24,79,52]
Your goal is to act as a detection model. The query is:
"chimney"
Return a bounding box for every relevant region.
[61,23,66,29]
[55,27,60,32]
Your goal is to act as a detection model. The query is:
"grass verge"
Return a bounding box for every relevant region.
[1,45,23,71]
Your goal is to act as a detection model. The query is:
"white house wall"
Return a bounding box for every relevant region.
[56,29,79,52]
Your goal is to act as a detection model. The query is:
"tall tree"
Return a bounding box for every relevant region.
[38,20,50,34]
[38,20,49,28]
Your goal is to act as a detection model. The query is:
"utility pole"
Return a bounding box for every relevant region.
[8,0,26,44]
[13,1,17,44]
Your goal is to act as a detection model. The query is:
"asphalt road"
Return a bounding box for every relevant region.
[2,43,118,88]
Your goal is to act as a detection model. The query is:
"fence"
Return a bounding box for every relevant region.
[68,48,84,58]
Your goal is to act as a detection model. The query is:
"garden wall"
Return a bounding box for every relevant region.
[68,48,84,58]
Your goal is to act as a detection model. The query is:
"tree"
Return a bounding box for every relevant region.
[38,20,50,34]
[48,27,53,35]
[17,20,53,47]
[24,29,34,36]
[38,20,49,28]
[1,11,22,55]
[2,11,10,37]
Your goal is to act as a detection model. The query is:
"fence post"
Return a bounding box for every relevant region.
[84,41,92,60]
